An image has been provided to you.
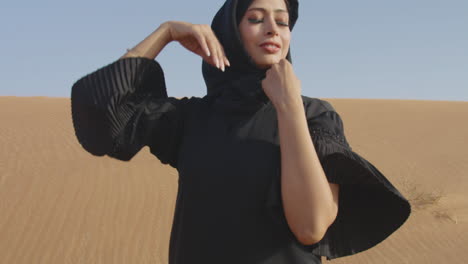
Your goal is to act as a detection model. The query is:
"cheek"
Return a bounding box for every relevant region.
[242,27,260,47]
[241,28,263,59]
[282,32,291,56]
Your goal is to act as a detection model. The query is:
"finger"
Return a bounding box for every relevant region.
[198,36,217,68]
[219,43,230,69]
[200,26,220,69]
[224,56,231,67]
[278,59,285,67]
[205,27,224,71]
[217,44,225,72]
[271,63,279,71]
[210,35,223,71]
[194,31,211,58]
[205,35,219,69]
[216,39,226,71]
[206,27,223,71]
[220,42,230,67]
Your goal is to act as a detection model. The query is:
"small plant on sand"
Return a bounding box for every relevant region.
[432,209,458,224]
[399,176,444,212]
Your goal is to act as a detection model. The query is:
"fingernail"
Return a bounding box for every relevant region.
[221,64,225,72]
[215,58,220,69]
[226,58,231,67]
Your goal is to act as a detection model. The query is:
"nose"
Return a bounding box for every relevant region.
[265,16,279,36]
[267,30,279,36]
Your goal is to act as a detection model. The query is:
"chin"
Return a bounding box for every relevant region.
[254,57,282,69]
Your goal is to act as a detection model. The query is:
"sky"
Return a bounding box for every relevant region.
[1,0,467,101]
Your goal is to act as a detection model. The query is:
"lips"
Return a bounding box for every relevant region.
[259,41,281,53]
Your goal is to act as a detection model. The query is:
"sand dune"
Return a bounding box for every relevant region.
[0,96,467,263]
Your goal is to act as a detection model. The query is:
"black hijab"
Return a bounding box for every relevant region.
[202,0,299,115]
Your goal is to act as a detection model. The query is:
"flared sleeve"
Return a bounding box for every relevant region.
[71,57,190,168]
[266,102,411,261]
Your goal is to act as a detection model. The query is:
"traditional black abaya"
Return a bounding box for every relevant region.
[71,0,411,263]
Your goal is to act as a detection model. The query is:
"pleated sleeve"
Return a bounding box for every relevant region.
[71,57,190,168]
[266,101,411,260]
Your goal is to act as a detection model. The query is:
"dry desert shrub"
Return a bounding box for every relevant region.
[395,161,445,212]
[432,209,458,224]
[399,175,445,212]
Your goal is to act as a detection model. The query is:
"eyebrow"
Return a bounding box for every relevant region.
[247,7,288,14]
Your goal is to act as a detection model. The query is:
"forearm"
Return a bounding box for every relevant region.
[276,103,336,244]
[120,22,172,60]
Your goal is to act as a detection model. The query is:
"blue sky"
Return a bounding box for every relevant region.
[1,0,467,101]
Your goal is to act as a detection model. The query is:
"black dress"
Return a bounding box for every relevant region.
[71,57,411,264]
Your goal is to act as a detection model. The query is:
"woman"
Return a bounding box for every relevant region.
[71,0,411,263]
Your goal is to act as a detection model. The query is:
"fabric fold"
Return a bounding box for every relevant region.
[71,57,190,167]
[266,109,411,260]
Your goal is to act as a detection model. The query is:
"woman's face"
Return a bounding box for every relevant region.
[239,0,291,69]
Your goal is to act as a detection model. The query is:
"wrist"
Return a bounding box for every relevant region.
[274,97,304,116]
[158,22,174,44]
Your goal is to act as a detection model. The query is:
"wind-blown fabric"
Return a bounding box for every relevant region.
[71,0,411,263]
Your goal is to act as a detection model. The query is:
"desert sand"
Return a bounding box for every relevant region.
[0,96,467,264]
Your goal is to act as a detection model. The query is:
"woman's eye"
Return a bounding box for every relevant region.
[277,21,289,27]
[248,18,289,27]
[248,18,263,24]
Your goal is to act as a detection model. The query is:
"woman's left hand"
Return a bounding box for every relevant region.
[262,59,303,113]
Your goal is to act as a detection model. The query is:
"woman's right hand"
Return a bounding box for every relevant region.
[166,21,230,72]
